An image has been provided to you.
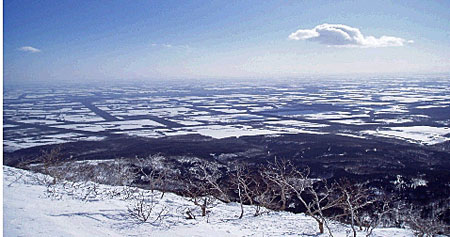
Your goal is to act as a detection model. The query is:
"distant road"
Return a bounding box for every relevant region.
[81,100,121,122]
[126,115,183,128]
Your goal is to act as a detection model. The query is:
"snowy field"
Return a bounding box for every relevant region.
[3,166,414,237]
[362,126,450,145]
[3,77,450,151]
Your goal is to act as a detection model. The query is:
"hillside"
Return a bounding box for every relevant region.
[3,166,414,237]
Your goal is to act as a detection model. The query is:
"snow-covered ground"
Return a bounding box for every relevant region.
[3,166,414,237]
[362,126,450,145]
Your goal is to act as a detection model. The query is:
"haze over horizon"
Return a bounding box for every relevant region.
[4,0,450,84]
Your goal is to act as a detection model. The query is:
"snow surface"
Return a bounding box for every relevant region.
[264,120,328,128]
[330,119,378,125]
[190,125,280,139]
[3,166,414,237]
[362,126,450,145]
[374,118,414,124]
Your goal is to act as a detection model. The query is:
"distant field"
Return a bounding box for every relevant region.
[3,77,450,152]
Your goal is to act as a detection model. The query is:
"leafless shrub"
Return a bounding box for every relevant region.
[229,162,275,217]
[41,146,65,183]
[260,158,296,211]
[250,176,276,216]
[335,180,377,237]
[261,158,340,235]
[95,160,136,186]
[24,146,64,186]
[196,161,231,203]
[44,185,63,200]
[128,191,167,223]
[404,200,450,237]
[119,186,140,200]
[182,160,230,218]
[6,172,26,187]
[29,170,55,187]
[135,156,169,198]
[81,182,100,201]
[230,162,257,218]
[362,195,395,236]
[185,178,217,217]
[291,177,341,236]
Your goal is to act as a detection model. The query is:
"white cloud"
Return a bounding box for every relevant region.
[18,46,41,53]
[150,43,192,52]
[151,43,191,49]
[289,24,412,48]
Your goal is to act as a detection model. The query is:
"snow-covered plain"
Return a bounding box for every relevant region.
[4,78,450,151]
[362,126,450,145]
[3,166,414,237]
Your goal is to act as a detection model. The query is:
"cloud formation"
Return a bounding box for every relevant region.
[18,46,41,53]
[151,43,190,50]
[289,24,412,48]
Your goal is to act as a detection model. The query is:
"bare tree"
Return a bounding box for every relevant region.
[135,156,168,198]
[292,178,341,236]
[197,161,231,203]
[250,174,277,216]
[260,157,295,211]
[185,179,216,217]
[363,195,395,237]
[336,180,376,237]
[261,158,340,235]
[39,146,64,185]
[230,162,258,219]
[183,160,232,218]
[272,160,340,235]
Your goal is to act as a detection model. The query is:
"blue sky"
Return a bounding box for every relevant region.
[4,0,450,83]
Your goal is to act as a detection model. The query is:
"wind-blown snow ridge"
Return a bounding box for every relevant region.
[3,166,414,237]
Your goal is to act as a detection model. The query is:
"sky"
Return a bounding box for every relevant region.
[3,0,450,84]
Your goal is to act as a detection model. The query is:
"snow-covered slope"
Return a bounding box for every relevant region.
[3,166,414,237]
